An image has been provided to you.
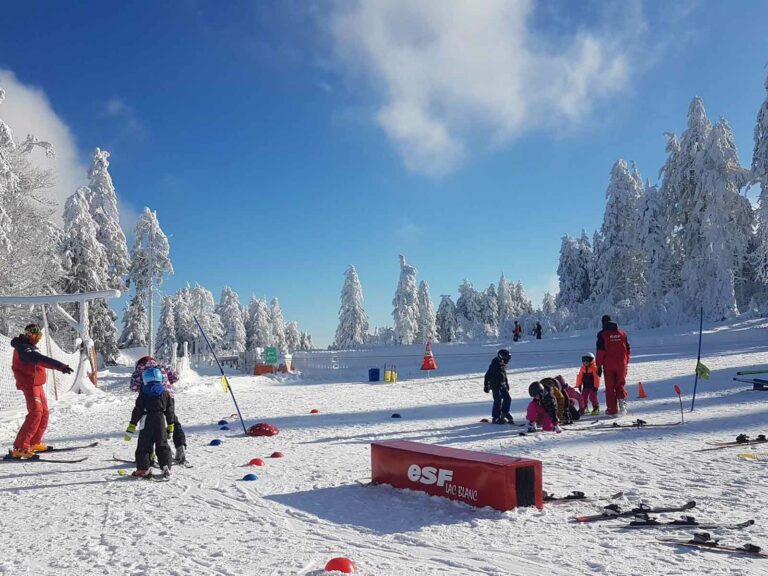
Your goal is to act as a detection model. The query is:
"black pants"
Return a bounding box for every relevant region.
[491,387,511,419]
[169,398,186,449]
[135,412,172,470]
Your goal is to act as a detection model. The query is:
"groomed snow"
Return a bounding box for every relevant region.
[1,320,768,575]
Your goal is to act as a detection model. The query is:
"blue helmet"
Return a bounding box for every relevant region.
[142,367,163,384]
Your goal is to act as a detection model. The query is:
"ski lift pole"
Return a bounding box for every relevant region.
[690,307,704,412]
[194,316,248,435]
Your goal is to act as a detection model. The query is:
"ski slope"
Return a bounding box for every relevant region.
[1,319,767,575]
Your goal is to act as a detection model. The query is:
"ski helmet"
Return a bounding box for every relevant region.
[581,353,595,363]
[497,349,511,363]
[528,381,545,398]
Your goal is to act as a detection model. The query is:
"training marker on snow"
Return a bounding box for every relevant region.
[194,316,248,435]
[674,385,685,424]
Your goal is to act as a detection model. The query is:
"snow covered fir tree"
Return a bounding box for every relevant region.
[332,265,369,350]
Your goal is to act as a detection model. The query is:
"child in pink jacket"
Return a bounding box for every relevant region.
[526,381,562,433]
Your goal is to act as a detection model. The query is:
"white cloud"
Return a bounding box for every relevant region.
[0,70,87,222]
[331,0,638,175]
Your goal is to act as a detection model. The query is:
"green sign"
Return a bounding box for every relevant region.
[264,347,279,364]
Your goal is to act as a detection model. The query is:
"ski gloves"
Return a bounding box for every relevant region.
[167,423,175,434]
[123,423,137,442]
[61,365,74,375]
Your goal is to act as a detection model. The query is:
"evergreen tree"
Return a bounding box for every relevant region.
[299,331,314,351]
[118,294,148,348]
[542,292,557,315]
[0,87,63,331]
[637,182,674,326]
[455,279,482,341]
[435,295,458,343]
[216,286,246,353]
[752,73,768,285]
[190,284,224,350]
[285,321,301,351]
[61,188,119,363]
[556,234,591,311]
[512,282,533,315]
[479,284,499,340]
[593,159,646,310]
[333,265,369,349]
[392,255,419,345]
[84,148,130,291]
[247,297,273,349]
[155,295,177,362]
[173,286,196,349]
[496,274,515,325]
[270,297,287,352]
[416,280,438,343]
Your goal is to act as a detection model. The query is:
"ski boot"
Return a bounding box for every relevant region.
[502,412,515,425]
[618,399,628,415]
[492,417,505,424]
[161,465,171,479]
[10,448,36,459]
[590,407,600,416]
[526,421,538,433]
[131,469,151,478]
[30,443,52,453]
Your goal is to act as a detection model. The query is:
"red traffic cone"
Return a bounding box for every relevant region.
[637,381,647,399]
[421,341,437,371]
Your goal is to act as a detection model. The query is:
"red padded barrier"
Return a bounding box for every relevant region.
[371,440,543,511]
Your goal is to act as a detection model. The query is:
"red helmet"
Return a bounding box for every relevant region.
[135,356,155,368]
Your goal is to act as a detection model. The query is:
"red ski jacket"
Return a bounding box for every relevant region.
[596,322,631,370]
[11,335,68,391]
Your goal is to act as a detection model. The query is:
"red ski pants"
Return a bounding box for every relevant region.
[14,386,49,449]
[603,366,627,414]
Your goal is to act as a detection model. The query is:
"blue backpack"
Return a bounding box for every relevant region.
[142,367,165,398]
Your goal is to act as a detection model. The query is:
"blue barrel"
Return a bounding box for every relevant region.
[368,368,380,382]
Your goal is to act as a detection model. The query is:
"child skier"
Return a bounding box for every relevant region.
[526,381,561,433]
[576,353,601,416]
[124,366,175,478]
[130,356,187,464]
[483,349,514,424]
[554,374,583,422]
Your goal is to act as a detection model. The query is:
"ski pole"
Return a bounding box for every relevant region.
[674,385,684,425]
[690,307,704,412]
[194,316,248,435]
[735,369,768,376]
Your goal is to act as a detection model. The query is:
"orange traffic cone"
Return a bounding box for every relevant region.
[637,381,647,399]
[421,341,437,371]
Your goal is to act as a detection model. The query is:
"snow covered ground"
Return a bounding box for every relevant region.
[1,319,768,576]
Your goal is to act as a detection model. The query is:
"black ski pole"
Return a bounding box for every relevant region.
[194,316,248,435]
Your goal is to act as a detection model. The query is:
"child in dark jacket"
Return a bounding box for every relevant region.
[484,349,513,424]
[124,367,175,478]
[130,356,187,464]
[526,381,561,433]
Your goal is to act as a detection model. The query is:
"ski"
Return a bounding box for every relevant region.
[113,455,192,469]
[2,453,88,464]
[622,516,754,530]
[699,436,768,451]
[116,470,171,482]
[737,452,768,462]
[583,419,683,430]
[544,490,624,503]
[574,500,696,523]
[658,535,768,558]
[36,441,99,453]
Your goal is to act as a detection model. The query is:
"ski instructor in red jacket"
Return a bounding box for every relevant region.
[596,315,631,417]
[9,323,73,459]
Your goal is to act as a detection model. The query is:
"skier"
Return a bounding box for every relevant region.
[9,324,73,459]
[596,315,631,417]
[534,321,542,340]
[576,353,601,416]
[512,321,522,342]
[124,366,175,478]
[129,356,187,464]
[526,381,561,433]
[483,349,514,424]
[554,374,583,422]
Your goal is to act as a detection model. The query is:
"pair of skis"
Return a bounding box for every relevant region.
[544,490,623,503]
[574,500,696,523]
[697,434,768,452]
[622,516,754,531]
[1,441,98,464]
[659,533,767,558]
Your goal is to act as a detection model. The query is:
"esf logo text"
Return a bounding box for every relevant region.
[407,464,454,487]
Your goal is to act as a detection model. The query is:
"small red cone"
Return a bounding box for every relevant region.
[637,382,647,399]
[310,408,320,414]
[248,458,265,466]
[324,557,356,573]
[270,451,284,458]
[421,341,437,371]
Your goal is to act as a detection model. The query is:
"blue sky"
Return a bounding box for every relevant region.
[1,0,767,347]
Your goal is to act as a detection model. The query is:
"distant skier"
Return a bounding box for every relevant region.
[526,381,561,433]
[513,321,522,342]
[124,366,175,478]
[534,321,542,340]
[576,353,601,416]
[483,349,514,424]
[130,356,187,464]
[596,315,631,417]
[9,323,73,459]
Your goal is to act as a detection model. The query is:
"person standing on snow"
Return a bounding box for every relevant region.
[596,315,631,417]
[534,321,542,340]
[513,321,522,342]
[484,349,514,424]
[9,323,73,459]
[129,356,187,464]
